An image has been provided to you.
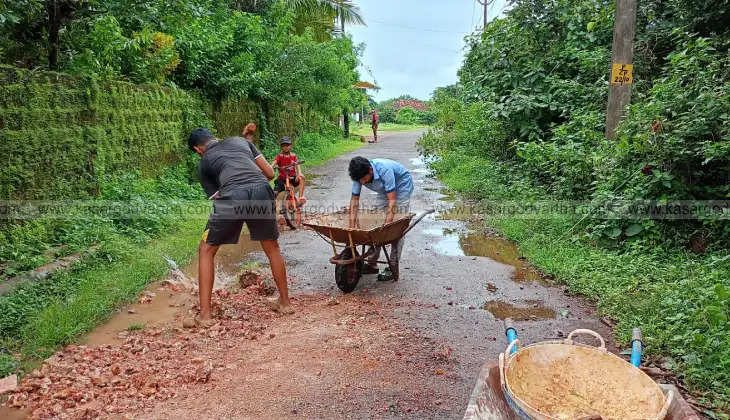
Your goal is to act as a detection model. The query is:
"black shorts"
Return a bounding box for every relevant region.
[274,177,300,193]
[202,183,279,245]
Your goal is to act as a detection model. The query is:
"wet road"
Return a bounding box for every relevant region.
[272,130,614,417]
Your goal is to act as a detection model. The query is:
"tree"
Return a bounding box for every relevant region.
[286,0,364,41]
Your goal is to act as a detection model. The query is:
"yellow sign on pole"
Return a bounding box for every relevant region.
[611,63,633,85]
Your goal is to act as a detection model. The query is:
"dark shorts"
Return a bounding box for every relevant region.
[274,177,300,193]
[203,183,279,245]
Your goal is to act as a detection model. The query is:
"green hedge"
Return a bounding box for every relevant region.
[0,65,209,200]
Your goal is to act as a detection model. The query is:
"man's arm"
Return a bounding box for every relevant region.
[350,180,362,228]
[255,156,275,180]
[380,168,398,224]
[384,191,397,224]
[249,142,275,180]
[349,195,360,228]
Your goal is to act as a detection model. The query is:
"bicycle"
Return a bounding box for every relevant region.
[273,161,305,230]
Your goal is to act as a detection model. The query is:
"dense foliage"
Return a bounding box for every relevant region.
[0,1,365,115]
[375,95,435,125]
[425,0,729,248]
[419,0,730,411]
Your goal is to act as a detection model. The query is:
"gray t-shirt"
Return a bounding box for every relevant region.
[198,137,269,197]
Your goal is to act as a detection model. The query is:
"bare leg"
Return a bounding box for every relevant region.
[198,241,220,320]
[297,176,306,204]
[260,239,291,309]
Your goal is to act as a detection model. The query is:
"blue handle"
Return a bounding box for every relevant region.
[630,328,643,367]
[504,318,518,354]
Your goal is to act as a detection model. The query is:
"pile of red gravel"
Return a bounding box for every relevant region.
[5,287,275,419]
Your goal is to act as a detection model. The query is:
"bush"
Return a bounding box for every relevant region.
[67,16,180,84]
[418,101,509,160]
[395,107,418,125]
[376,104,396,123]
[517,110,604,199]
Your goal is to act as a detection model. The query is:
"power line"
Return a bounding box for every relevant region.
[368,18,471,35]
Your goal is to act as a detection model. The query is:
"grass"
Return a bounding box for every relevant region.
[0,131,363,378]
[431,152,730,416]
[127,323,146,332]
[18,216,202,360]
[351,122,427,136]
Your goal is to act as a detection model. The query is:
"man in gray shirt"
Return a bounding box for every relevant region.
[188,128,292,322]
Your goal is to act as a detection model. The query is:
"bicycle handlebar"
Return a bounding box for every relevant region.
[273,160,304,171]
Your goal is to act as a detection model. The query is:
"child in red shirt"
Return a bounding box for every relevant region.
[271,137,306,206]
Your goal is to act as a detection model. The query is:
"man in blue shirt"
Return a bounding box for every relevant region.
[348,156,414,275]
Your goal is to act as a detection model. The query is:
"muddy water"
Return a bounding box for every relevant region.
[81,237,261,347]
[409,157,431,175]
[423,225,551,286]
[304,172,328,190]
[483,300,556,321]
[0,406,29,420]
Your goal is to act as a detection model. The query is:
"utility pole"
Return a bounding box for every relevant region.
[605,0,637,139]
[340,7,349,138]
[476,0,491,30]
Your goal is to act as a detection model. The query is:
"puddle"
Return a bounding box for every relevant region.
[423,226,551,286]
[80,281,189,347]
[483,300,556,321]
[409,157,431,174]
[81,237,261,347]
[0,406,29,420]
[438,189,458,202]
[302,172,330,190]
[435,204,477,221]
[182,239,261,281]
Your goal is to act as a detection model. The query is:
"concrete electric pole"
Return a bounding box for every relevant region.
[605,0,637,139]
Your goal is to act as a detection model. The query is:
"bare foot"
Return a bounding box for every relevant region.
[194,315,217,328]
[266,297,294,315]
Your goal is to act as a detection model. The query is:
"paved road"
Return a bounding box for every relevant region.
[138,129,614,419]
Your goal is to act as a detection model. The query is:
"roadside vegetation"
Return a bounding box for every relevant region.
[0,0,366,378]
[419,0,729,415]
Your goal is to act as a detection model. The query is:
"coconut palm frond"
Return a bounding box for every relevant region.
[285,0,365,27]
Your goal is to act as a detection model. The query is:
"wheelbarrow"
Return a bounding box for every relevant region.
[463,321,700,420]
[304,209,434,292]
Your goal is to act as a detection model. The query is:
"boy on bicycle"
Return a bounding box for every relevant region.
[271,137,306,206]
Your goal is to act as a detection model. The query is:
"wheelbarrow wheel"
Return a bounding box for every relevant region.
[335,248,363,293]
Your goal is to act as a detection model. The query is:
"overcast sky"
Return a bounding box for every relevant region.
[348,0,507,102]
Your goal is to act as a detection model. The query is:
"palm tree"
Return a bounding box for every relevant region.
[286,0,365,41]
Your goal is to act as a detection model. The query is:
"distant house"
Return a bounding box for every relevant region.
[393,100,429,112]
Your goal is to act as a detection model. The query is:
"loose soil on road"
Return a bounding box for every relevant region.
[2,130,615,419]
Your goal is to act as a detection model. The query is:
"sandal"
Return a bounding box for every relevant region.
[266,297,295,315]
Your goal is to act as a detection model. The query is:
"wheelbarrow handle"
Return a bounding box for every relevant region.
[402,209,435,236]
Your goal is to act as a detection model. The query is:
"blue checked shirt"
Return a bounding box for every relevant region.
[352,159,413,200]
